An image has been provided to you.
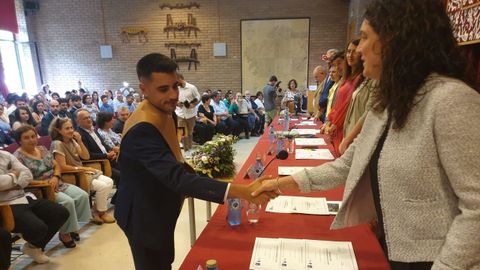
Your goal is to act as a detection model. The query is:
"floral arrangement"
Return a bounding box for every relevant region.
[187,134,238,178]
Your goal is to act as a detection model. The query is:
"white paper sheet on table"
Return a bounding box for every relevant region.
[295,149,334,160]
[298,121,316,126]
[250,237,359,270]
[278,166,314,175]
[265,195,329,215]
[291,129,320,135]
[294,138,327,146]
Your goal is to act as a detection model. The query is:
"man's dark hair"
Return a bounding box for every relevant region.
[51,92,60,99]
[6,94,18,105]
[136,53,178,80]
[79,88,86,94]
[101,95,108,101]
[14,97,26,106]
[126,94,133,98]
[96,112,114,129]
[201,94,211,104]
[70,95,81,102]
[58,98,69,105]
[211,91,220,98]
[269,75,278,82]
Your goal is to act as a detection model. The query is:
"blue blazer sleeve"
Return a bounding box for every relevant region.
[121,123,228,203]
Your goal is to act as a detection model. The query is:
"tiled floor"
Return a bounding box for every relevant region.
[11,136,259,270]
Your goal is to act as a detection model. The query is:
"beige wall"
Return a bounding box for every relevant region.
[26,0,349,94]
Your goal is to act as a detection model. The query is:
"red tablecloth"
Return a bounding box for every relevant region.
[179,117,390,270]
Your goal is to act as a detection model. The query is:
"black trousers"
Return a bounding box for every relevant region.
[379,235,433,270]
[0,228,11,270]
[234,115,249,137]
[10,197,69,249]
[128,236,173,270]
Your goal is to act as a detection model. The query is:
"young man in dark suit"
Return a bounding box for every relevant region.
[115,53,275,270]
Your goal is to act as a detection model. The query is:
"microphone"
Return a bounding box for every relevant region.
[259,150,288,177]
[244,150,289,179]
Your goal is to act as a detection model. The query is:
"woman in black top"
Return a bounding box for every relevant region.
[194,94,216,144]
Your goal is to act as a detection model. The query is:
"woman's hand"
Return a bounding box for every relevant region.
[73,131,82,142]
[49,177,60,192]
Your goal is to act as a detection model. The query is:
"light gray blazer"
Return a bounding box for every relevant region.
[292,74,480,270]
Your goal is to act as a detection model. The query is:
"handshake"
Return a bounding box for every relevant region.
[228,175,291,205]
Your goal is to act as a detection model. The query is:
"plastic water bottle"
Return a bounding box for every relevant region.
[276,137,285,155]
[283,109,289,131]
[268,125,276,144]
[227,198,242,226]
[206,259,219,270]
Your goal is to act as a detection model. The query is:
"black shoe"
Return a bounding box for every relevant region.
[59,235,76,248]
[70,232,80,241]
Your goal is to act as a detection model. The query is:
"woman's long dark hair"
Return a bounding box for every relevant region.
[344,39,363,81]
[14,106,37,126]
[365,0,475,129]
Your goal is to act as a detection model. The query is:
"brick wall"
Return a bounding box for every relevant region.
[26,0,349,94]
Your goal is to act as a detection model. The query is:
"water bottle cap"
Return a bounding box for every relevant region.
[206,259,218,267]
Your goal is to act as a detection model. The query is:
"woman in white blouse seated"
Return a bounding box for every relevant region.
[96,112,121,153]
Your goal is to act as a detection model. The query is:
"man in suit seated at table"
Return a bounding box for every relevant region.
[115,53,276,270]
[75,109,121,186]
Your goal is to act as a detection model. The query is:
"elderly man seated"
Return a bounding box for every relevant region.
[0,150,68,264]
[75,109,121,187]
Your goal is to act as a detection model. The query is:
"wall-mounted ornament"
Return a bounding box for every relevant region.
[121,27,148,43]
[164,14,200,38]
[165,42,201,48]
[159,2,200,10]
[170,48,199,70]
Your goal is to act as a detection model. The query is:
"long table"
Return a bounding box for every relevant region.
[180,117,390,269]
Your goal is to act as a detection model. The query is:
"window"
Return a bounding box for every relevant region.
[0,30,38,96]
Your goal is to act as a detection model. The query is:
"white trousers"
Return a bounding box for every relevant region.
[90,175,114,212]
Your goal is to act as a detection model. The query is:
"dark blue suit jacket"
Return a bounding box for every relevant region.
[115,123,228,249]
[77,127,111,160]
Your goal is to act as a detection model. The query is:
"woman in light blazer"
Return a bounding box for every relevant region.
[252,1,480,269]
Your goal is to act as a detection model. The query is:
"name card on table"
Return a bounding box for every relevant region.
[249,237,359,270]
[298,121,316,126]
[294,138,327,146]
[295,149,334,160]
[278,166,314,175]
[291,129,321,135]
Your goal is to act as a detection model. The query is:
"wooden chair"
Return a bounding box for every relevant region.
[25,181,56,202]
[61,170,90,193]
[0,205,14,232]
[83,159,112,177]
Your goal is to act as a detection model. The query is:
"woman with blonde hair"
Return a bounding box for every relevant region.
[49,117,116,224]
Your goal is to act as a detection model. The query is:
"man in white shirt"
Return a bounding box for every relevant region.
[210,91,239,135]
[113,90,127,113]
[175,74,200,151]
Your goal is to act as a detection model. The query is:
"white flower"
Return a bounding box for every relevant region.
[201,156,209,163]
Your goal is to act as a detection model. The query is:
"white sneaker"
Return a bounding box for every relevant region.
[23,243,50,264]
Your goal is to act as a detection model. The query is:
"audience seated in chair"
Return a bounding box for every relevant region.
[40,100,61,136]
[48,117,115,225]
[210,91,240,136]
[112,106,130,134]
[11,107,38,131]
[194,95,216,145]
[14,125,90,248]
[96,112,121,151]
[0,150,69,264]
[75,110,121,186]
